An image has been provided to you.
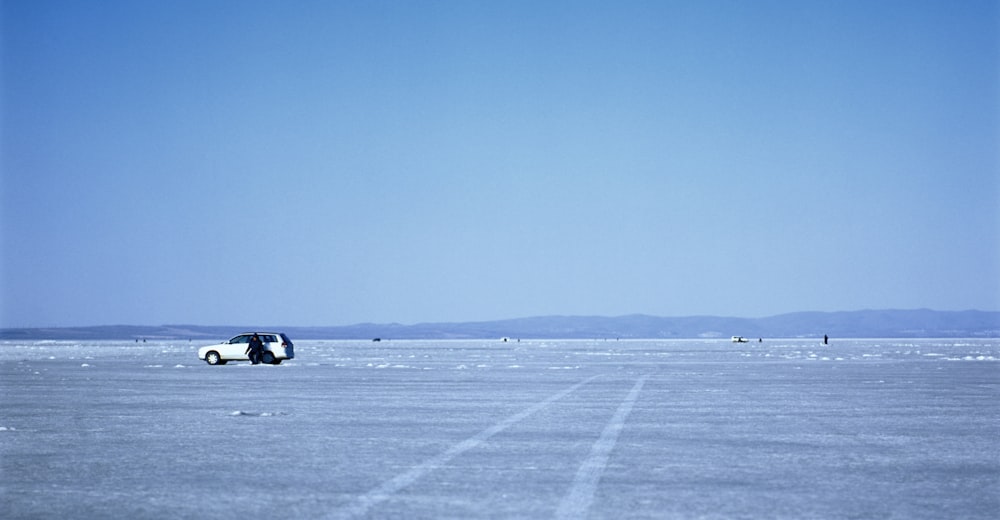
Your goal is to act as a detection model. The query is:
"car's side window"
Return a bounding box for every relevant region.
[231,335,251,344]
[262,335,277,343]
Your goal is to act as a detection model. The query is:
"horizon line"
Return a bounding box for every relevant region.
[3,308,998,330]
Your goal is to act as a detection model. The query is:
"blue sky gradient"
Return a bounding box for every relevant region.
[2,0,998,327]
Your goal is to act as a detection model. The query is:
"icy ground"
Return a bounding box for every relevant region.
[1,338,998,519]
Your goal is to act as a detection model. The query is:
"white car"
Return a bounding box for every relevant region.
[198,332,295,365]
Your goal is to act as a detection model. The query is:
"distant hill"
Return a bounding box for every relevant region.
[2,309,998,340]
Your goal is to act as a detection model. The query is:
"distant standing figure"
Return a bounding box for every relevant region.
[823,334,829,345]
[246,333,264,365]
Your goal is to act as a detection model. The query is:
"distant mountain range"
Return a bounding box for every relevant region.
[2,309,998,340]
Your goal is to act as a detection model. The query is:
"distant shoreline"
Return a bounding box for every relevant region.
[2,309,998,340]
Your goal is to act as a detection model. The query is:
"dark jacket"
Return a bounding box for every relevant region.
[246,335,264,355]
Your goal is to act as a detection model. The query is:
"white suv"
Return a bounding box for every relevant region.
[198,332,295,365]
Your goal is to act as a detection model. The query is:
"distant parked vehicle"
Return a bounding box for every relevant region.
[731,336,749,343]
[198,332,295,365]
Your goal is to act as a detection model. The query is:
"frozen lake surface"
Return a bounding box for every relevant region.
[2,338,998,519]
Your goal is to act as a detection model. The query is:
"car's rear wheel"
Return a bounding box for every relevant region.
[261,351,275,364]
[205,351,222,365]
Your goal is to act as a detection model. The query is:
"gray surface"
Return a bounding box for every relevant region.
[1,339,998,519]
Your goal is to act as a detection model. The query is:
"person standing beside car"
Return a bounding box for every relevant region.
[246,333,264,365]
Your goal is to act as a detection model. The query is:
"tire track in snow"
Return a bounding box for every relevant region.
[335,374,602,518]
[555,375,648,520]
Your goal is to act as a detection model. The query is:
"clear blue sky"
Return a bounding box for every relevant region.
[2,0,998,327]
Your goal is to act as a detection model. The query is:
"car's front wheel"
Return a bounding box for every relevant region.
[205,351,222,365]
